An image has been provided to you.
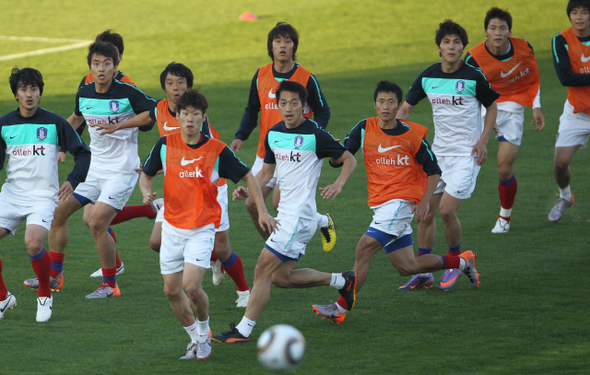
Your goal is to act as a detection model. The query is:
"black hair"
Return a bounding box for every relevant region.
[160,62,194,90]
[435,19,469,47]
[9,67,44,96]
[267,22,299,61]
[177,89,208,114]
[275,80,308,104]
[95,29,124,55]
[87,42,119,68]
[374,81,402,103]
[485,7,512,31]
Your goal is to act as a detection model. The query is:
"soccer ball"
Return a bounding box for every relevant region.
[257,324,306,372]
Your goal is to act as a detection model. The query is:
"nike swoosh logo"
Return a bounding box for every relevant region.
[377,144,402,153]
[9,135,17,139]
[500,62,522,78]
[0,295,14,312]
[439,275,460,287]
[582,54,590,63]
[268,89,276,99]
[180,156,203,166]
[163,122,180,131]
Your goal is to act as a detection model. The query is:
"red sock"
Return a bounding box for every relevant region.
[0,259,7,299]
[102,267,117,288]
[110,205,156,225]
[223,256,249,291]
[337,295,347,310]
[498,176,517,211]
[107,228,122,269]
[31,250,51,297]
[49,251,65,278]
[443,254,461,270]
[210,252,218,262]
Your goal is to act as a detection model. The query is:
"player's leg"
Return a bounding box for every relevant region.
[24,224,54,322]
[245,185,274,239]
[0,228,15,320]
[493,141,519,233]
[86,203,124,278]
[213,230,251,307]
[149,221,163,252]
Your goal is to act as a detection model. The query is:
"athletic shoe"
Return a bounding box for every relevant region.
[491,216,510,233]
[36,295,53,322]
[338,271,357,310]
[23,272,64,291]
[548,194,575,222]
[211,260,224,286]
[179,342,197,360]
[212,323,251,343]
[398,273,434,290]
[320,214,337,252]
[196,334,212,360]
[460,250,480,288]
[312,302,347,324]
[437,268,462,290]
[235,290,250,308]
[0,292,16,319]
[151,198,164,213]
[86,283,121,299]
[90,262,125,278]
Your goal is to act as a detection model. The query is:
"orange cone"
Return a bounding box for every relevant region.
[239,12,258,21]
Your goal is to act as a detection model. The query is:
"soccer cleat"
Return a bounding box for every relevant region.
[90,262,125,278]
[36,295,53,322]
[548,194,574,222]
[211,260,225,286]
[86,283,121,299]
[23,272,64,291]
[460,251,480,288]
[151,198,164,213]
[212,323,251,343]
[235,290,250,308]
[312,302,347,324]
[0,292,17,319]
[179,342,197,360]
[491,216,510,233]
[320,214,337,252]
[196,334,212,360]
[398,273,434,290]
[437,268,462,290]
[338,271,357,311]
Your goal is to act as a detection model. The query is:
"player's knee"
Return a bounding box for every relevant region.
[25,239,44,255]
[271,273,290,288]
[439,206,457,223]
[184,284,202,301]
[163,285,182,300]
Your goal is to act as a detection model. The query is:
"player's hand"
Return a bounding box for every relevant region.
[57,181,74,201]
[233,186,250,201]
[134,165,143,174]
[319,183,343,200]
[532,108,545,130]
[230,139,243,152]
[412,200,430,223]
[471,142,488,166]
[90,123,119,135]
[143,191,157,204]
[57,151,66,163]
[258,212,279,234]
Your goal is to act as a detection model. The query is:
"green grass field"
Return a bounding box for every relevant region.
[1,0,589,374]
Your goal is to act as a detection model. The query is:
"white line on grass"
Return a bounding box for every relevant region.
[0,36,92,62]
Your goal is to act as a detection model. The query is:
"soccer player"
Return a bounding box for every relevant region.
[146,62,254,307]
[229,22,336,252]
[27,41,156,299]
[465,7,545,233]
[212,81,357,344]
[312,81,479,323]
[139,89,277,360]
[0,68,90,322]
[397,20,499,290]
[548,0,590,222]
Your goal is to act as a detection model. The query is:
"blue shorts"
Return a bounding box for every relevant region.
[365,227,413,254]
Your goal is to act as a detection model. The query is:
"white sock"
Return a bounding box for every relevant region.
[330,273,345,289]
[335,302,347,314]
[196,317,209,336]
[499,208,512,218]
[184,321,199,343]
[317,213,329,229]
[236,316,256,337]
[458,257,466,271]
[559,186,572,201]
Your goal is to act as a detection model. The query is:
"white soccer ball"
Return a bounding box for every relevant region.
[257,324,306,372]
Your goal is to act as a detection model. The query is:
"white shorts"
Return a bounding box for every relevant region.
[74,170,138,210]
[495,109,524,146]
[0,196,56,236]
[265,213,316,260]
[155,184,229,232]
[160,221,215,275]
[369,200,414,238]
[556,100,590,148]
[434,155,481,200]
[252,156,277,189]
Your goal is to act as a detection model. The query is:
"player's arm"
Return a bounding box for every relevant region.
[552,33,590,87]
[397,74,425,120]
[57,118,91,201]
[306,75,330,129]
[329,120,364,168]
[472,101,497,166]
[321,150,356,200]
[242,171,278,234]
[396,102,415,120]
[91,111,154,135]
[139,137,165,204]
[531,86,545,130]
[413,137,441,222]
[464,52,480,69]
[231,71,261,151]
[67,113,85,130]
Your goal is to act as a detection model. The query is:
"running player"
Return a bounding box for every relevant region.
[146,62,254,307]
[139,89,277,359]
[397,20,499,291]
[0,68,90,322]
[312,81,479,324]
[465,7,545,233]
[548,0,590,222]
[229,22,336,252]
[212,81,357,344]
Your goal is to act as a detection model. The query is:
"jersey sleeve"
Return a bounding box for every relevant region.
[263,132,276,164]
[236,70,261,141]
[149,99,164,121]
[314,127,346,160]
[57,116,91,188]
[343,119,366,155]
[552,33,590,87]
[474,71,500,108]
[143,136,166,177]
[74,91,82,116]
[464,52,480,69]
[218,146,251,183]
[306,74,330,129]
[415,137,441,177]
[405,73,427,106]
